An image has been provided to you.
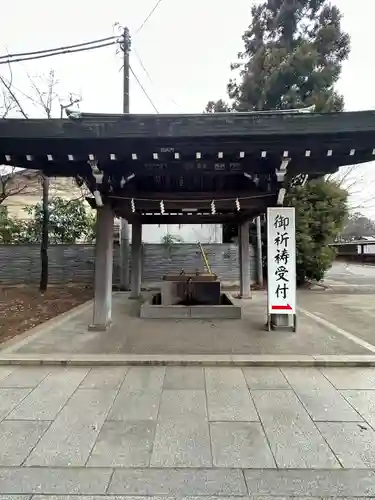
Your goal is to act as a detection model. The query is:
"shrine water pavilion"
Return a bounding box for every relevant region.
[0,109,375,330]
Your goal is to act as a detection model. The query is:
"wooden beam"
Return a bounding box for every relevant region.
[113,201,272,214]
[107,194,275,212]
[86,195,273,214]
[111,190,267,201]
[117,214,250,225]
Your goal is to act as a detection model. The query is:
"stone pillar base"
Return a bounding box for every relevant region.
[88,321,112,332]
[272,314,293,327]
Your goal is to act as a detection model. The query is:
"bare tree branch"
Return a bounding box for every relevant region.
[328,162,375,214]
[27,70,58,119]
[0,167,40,204]
[0,59,16,118]
[0,68,82,206]
[1,89,15,118]
[0,65,28,119]
[1,67,17,119]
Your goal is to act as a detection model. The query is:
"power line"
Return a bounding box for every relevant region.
[136,0,164,34]
[133,47,179,109]
[129,64,159,113]
[133,48,153,84]
[0,40,119,65]
[0,35,118,61]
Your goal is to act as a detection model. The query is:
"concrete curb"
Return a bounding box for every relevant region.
[314,283,375,294]
[1,354,375,367]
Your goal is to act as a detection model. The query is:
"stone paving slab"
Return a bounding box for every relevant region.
[0,367,12,381]
[281,366,337,391]
[341,390,375,428]
[243,367,290,389]
[6,368,88,421]
[0,420,50,466]
[150,419,212,467]
[121,367,165,392]
[0,388,31,420]
[25,389,117,466]
[0,467,112,494]
[205,367,249,390]
[281,367,364,421]
[251,389,341,468]
[87,420,156,467]
[79,367,129,389]
[205,367,258,421]
[108,389,162,421]
[0,367,50,388]
[317,421,375,468]
[293,386,363,421]
[244,469,375,497]
[206,386,258,421]
[163,366,205,389]
[0,496,31,500]
[158,390,207,420]
[210,422,275,468]
[321,367,375,389]
[108,469,248,496]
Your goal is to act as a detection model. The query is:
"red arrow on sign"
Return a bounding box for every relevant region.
[271,304,292,311]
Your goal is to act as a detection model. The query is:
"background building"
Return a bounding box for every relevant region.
[0,169,222,243]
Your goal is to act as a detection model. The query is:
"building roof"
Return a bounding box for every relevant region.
[1,109,375,139]
[1,110,374,223]
[0,109,374,172]
[332,239,375,246]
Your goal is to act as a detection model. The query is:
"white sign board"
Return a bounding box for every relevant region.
[267,207,296,315]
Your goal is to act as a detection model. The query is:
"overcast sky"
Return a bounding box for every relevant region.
[1,0,375,215]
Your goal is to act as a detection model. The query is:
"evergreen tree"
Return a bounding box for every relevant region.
[210,0,350,113]
[209,0,351,284]
[23,197,95,244]
[285,179,348,284]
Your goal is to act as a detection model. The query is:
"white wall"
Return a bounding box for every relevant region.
[128,224,223,243]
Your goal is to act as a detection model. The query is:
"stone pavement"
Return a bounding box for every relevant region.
[325,261,375,288]
[2,290,374,358]
[1,365,375,497]
[298,291,375,348]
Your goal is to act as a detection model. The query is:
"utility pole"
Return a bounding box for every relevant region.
[120,27,131,290]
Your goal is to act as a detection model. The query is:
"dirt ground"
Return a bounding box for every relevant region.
[0,284,93,344]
